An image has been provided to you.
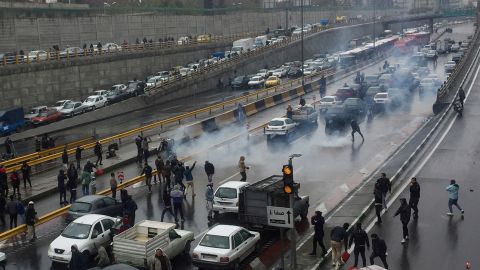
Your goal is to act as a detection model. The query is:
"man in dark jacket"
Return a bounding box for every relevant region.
[374,184,384,224]
[394,198,411,243]
[154,156,165,184]
[58,170,67,205]
[458,87,466,107]
[83,160,96,174]
[0,166,7,197]
[25,201,37,242]
[319,75,327,97]
[376,173,391,209]
[94,142,103,166]
[69,244,86,270]
[122,193,138,226]
[75,146,83,170]
[66,165,78,203]
[204,161,215,183]
[61,147,69,167]
[6,195,17,228]
[309,211,327,256]
[349,222,370,268]
[21,161,32,189]
[135,135,143,164]
[330,222,349,267]
[141,162,153,193]
[161,187,174,222]
[350,119,364,142]
[174,163,186,190]
[409,177,420,219]
[4,137,13,156]
[370,234,388,269]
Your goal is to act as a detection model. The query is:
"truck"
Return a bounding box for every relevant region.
[254,35,268,48]
[113,220,194,268]
[238,175,310,230]
[291,104,318,124]
[0,107,25,136]
[232,38,255,54]
[320,19,330,28]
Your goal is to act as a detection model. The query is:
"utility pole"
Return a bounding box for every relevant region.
[285,0,289,30]
[301,0,305,87]
[373,0,376,53]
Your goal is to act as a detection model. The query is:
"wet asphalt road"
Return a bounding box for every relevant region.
[0,23,474,270]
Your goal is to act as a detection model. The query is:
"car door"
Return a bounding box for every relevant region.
[91,221,105,251]
[73,103,82,114]
[239,229,256,255]
[93,199,108,215]
[100,218,115,243]
[232,232,247,262]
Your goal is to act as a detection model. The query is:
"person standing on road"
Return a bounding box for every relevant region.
[21,161,32,189]
[0,166,7,197]
[309,211,327,256]
[394,198,411,243]
[409,177,420,219]
[142,137,150,164]
[446,179,464,216]
[206,183,214,221]
[349,222,370,268]
[75,146,83,170]
[25,201,37,242]
[204,161,215,183]
[320,75,327,98]
[161,186,174,222]
[173,162,186,191]
[6,195,17,228]
[67,164,78,203]
[458,87,466,107]
[83,159,96,174]
[110,172,118,199]
[374,184,384,224]
[170,185,184,223]
[148,248,172,270]
[184,161,197,198]
[163,160,172,188]
[10,171,20,198]
[121,190,138,226]
[299,96,306,107]
[376,173,391,209]
[69,245,85,270]
[154,156,165,184]
[0,194,5,227]
[238,156,249,182]
[58,169,67,205]
[286,105,293,119]
[94,142,103,166]
[369,234,388,269]
[350,119,364,142]
[4,137,13,157]
[141,162,153,193]
[135,135,143,164]
[80,170,92,195]
[62,146,69,168]
[330,222,350,267]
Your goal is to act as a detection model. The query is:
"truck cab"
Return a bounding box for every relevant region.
[0,108,25,136]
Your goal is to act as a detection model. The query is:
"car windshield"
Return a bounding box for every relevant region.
[61,223,91,239]
[70,202,92,213]
[85,98,95,103]
[376,93,388,99]
[200,234,230,249]
[54,101,65,107]
[63,103,75,109]
[215,187,237,199]
[322,97,335,102]
[269,120,285,126]
[147,77,158,83]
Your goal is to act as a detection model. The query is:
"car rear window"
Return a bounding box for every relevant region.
[70,202,92,213]
[268,120,284,126]
[376,93,388,99]
[322,97,334,102]
[200,234,230,249]
[215,187,237,199]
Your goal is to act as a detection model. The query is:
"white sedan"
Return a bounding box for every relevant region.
[373,92,390,104]
[319,95,338,110]
[83,95,107,111]
[48,214,120,264]
[264,117,297,136]
[192,225,260,270]
[247,76,265,88]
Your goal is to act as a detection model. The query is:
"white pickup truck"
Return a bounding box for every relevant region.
[291,104,318,124]
[113,220,194,268]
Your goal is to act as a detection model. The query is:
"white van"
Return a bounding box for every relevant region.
[213,181,250,214]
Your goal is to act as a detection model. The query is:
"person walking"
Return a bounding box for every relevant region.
[376,173,391,209]
[369,234,388,269]
[58,169,68,205]
[154,156,165,184]
[349,223,370,268]
[141,162,153,193]
[350,119,364,142]
[161,187,174,222]
[80,170,92,195]
[121,190,138,226]
[25,201,37,242]
[374,184,383,224]
[205,183,214,221]
[95,245,110,267]
[163,160,172,188]
[409,177,420,219]
[69,245,85,270]
[170,185,184,223]
[286,105,293,119]
[309,211,327,256]
[135,135,143,164]
[142,137,149,164]
[319,75,327,97]
[173,162,186,191]
[10,171,20,198]
[238,156,249,182]
[184,161,197,198]
[299,96,306,106]
[83,159,96,174]
[446,179,464,216]
[148,248,172,270]
[94,142,103,166]
[0,166,7,197]
[330,222,349,267]
[394,198,411,243]
[4,137,13,157]
[20,161,32,189]
[75,146,83,170]
[204,161,215,183]
[67,165,78,203]
[110,172,118,199]
[0,194,5,227]
[458,87,466,107]
[62,146,69,168]
[6,195,17,228]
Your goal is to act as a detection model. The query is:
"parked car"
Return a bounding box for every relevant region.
[335,85,356,101]
[231,76,250,90]
[48,214,120,264]
[31,108,62,126]
[110,84,127,92]
[271,67,288,78]
[103,43,122,52]
[247,76,265,88]
[24,106,48,124]
[265,76,281,87]
[59,102,86,117]
[67,195,123,221]
[287,67,303,78]
[125,80,145,96]
[93,90,109,97]
[0,108,26,136]
[60,47,84,58]
[83,95,107,111]
[146,75,165,87]
[192,225,261,270]
[425,50,437,59]
[373,92,390,105]
[53,100,73,111]
[105,89,129,105]
[27,50,48,62]
[213,181,250,215]
[450,43,460,52]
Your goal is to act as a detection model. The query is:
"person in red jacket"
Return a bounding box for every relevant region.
[10,171,20,197]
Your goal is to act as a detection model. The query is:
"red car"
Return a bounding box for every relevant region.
[31,108,62,126]
[335,86,357,101]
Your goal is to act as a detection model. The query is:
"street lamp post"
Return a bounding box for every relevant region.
[373,0,376,54]
[301,0,304,87]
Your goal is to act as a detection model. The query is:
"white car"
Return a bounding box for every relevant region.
[264,117,298,136]
[373,92,390,104]
[59,101,86,117]
[319,95,338,110]
[247,76,265,88]
[53,100,73,111]
[110,84,127,92]
[24,106,48,123]
[83,95,107,111]
[213,181,250,214]
[303,67,317,76]
[271,67,288,78]
[93,90,109,97]
[425,50,437,58]
[444,61,456,73]
[146,75,166,87]
[28,50,48,62]
[48,214,120,264]
[192,225,261,270]
[103,43,122,52]
[257,69,269,79]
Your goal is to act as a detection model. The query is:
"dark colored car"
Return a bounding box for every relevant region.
[105,89,130,105]
[231,75,250,90]
[67,195,123,221]
[287,67,303,78]
[31,109,62,126]
[126,80,145,97]
[335,85,357,101]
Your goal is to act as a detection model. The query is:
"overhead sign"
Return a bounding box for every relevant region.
[267,206,294,228]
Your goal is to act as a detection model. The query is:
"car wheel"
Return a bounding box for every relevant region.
[69,112,74,118]
[82,250,91,261]
[104,101,109,106]
[91,106,96,111]
[183,240,192,255]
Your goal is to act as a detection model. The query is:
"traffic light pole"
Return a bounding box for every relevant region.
[290,192,296,269]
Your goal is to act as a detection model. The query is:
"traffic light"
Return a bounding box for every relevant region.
[282,164,294,194]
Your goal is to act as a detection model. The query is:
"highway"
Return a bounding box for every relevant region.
[0,23,474,270]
